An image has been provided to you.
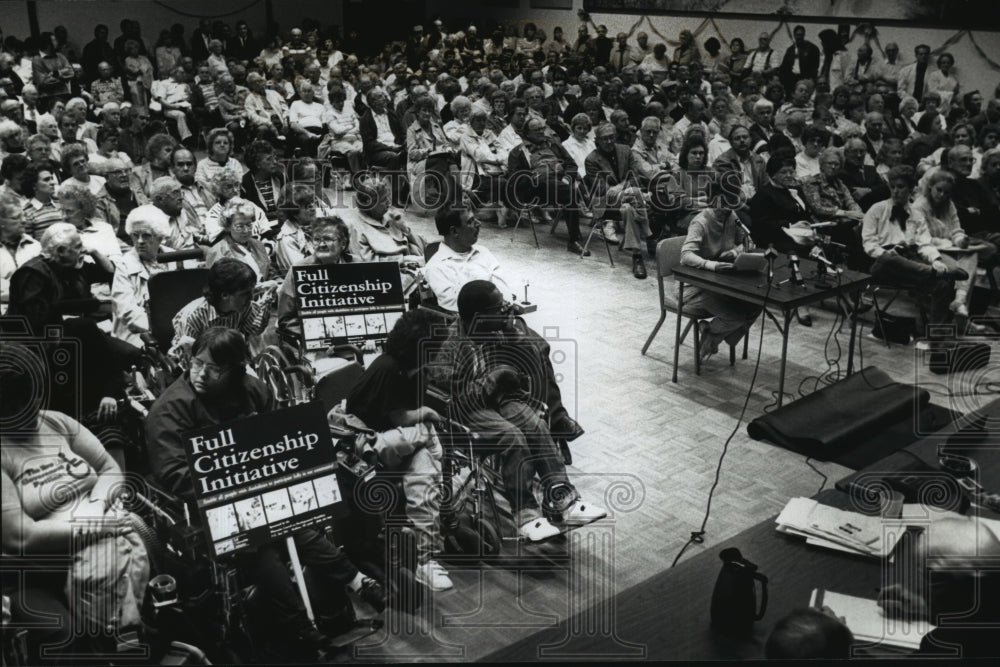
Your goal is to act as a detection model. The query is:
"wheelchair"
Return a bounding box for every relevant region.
[128,478,375,664]
[423,385,578,562]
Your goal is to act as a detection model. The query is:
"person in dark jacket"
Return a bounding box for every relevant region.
[778,25,820,93]
[748,151,812,251]
[145,327,385,660]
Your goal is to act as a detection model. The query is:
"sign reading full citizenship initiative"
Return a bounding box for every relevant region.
[293,262,406,353]
[182,402,345,559]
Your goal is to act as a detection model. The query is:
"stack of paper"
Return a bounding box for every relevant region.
[810,589,934,650]
[776,497,905,558]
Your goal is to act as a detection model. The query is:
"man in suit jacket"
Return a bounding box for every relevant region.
[359,87,405,171]
[190,19,213,64]
[779,26,820,93]
[839,137,889,211]
[584,122,651,278]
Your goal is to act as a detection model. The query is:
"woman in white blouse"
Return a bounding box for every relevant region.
[318,83,363,175]
[288,80,327,155]
[562,113,596,179]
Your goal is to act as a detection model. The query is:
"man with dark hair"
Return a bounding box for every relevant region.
[81,24,116,82]
[146,327,385,660]
[430,280,602,542]
[424,207,510,312]
[778,25,820,93]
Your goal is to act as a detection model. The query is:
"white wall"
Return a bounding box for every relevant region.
[427,0,1000,98]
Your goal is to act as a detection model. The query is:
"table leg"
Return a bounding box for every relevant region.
[847,288,860,375]
[777,309,792,408]
[673,281,684,383]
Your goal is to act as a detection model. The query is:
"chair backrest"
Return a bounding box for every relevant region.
[147,268,210,352]
[313,361,366,413]
[656,236,685,279]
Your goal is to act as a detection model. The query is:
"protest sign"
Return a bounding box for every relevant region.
[293,262,405,352]
[182,401,345,559]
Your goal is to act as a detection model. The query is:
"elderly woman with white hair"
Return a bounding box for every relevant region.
[352,175,426,275]
[0,119,25,160]
[204,197,273,281]
[288,79,326,155]
[318,83,364,174]
[456,105,506,201]
[110,205,178,346]
[205,169,268,242]
[442,95,474,146]
[406,95,460,216]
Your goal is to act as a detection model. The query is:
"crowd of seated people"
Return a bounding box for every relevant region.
[1,13,999,663]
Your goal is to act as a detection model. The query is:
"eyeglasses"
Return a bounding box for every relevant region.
[315,236,343,246]
[190,357,231,377]
[231,223,253,231]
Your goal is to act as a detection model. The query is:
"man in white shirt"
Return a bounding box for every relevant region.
[151,67,194,143]
[670,98,708,154]
[424,208,511,312]
[743,32,777,76]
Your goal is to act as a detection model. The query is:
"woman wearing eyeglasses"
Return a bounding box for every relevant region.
[204,198,272,282]
[145,326,384,660]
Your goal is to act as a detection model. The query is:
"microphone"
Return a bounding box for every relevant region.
[809,245,844,274]
[787,252,804,285]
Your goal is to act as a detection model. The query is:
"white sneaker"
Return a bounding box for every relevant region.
[562,499,607,525]
[519,517,561,542]
[602,221,620,244]
[415,560,453,592]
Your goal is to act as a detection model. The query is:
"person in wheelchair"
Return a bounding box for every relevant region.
[1,342,147,662]
[144,327,386,657]
[429,280,604,542]
[170,257,274,362]
[347,309,453,592]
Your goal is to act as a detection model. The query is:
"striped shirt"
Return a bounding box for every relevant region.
[23,198,63,240]
[171,297,271,351]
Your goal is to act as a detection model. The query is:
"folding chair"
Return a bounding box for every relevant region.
[579,217,617,266]
[509,204,540,248]
[641,237,748,382]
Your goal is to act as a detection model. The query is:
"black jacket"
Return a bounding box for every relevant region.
[779,41,821,88]
[748,182,812,250]
[360,108,405,156]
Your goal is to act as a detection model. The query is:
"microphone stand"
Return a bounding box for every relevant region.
[759,245,779,289]
[778,252,804,288]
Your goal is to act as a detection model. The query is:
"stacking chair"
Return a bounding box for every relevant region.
[509,204,541,248]
[641,237,748,382]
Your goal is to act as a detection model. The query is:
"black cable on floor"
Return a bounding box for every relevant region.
[804,456,828,495]
[670,279,772,568]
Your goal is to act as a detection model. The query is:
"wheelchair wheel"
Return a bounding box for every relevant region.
[444,510,502,559]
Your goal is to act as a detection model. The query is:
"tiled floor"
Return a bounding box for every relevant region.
[350,208,999,661]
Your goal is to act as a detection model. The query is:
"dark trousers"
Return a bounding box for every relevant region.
[234,527,358,634]
[868,251,956,326]
[506,173,581,242]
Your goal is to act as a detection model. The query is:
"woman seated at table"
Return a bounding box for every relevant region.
[911,169,996,331]
[110,205,180,347]
[204,198,273,282]
[799,147,865,267]
[748,150,813,251]
[205,170,269,242]
[665,133,714,233]
[861,165,966,330]
[679,188,762,362]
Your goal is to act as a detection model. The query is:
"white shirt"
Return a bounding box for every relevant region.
[373,112,398,146]
[289,99,326,129]
[424,243,511,312]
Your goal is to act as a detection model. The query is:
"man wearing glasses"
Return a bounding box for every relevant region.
[96,157,139,240]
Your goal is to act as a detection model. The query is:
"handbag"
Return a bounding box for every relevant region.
[65,512,150,632]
